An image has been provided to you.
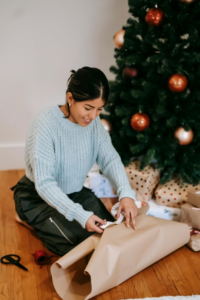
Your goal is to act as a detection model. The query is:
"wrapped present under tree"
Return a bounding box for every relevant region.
[125,161,160,202]
[155,176,200,208]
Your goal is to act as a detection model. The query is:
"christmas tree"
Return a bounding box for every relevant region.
[101,0,200,185]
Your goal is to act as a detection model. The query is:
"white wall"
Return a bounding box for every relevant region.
[0,0,130,170]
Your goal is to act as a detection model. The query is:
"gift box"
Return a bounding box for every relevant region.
[187,230,200,252]
[147,199,181,221]
[51,206,190,300]
[84,163,117,198]
[125,161,160,202]
[155,176,200,208]
[187,189,200,208]
[180,203,200,230]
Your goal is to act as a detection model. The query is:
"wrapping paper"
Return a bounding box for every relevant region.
[187,189,200,208]
[180,203,200,230]
[125,161,160,202]
[155,176,200,208]
[51,206,190,300]
[111,200,181,222]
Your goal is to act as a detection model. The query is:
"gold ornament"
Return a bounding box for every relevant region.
[174,127,194,145]
[179,0,195,3]
[100,119,112,133]
[131,113,150,131]
[113,30,125,49]
[168,74,188,93]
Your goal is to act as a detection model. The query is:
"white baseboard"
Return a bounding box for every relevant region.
[0,143,25,170]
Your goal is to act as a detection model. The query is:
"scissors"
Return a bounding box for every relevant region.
[1,254,28,271]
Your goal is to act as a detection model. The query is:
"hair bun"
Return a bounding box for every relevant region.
[67,70,76,83]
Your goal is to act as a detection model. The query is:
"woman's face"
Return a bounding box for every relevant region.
[66,92,105,126]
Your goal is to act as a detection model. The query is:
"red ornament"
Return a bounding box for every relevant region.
[113,29,125,49]
[145,8,165,27]
[131,113,150,131]
[168,74,188,93]
[122,67,138,79]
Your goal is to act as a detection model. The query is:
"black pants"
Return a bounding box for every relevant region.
[10,175,115,256]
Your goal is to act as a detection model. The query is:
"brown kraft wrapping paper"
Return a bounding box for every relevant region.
[50,205,190,300]
[181,203,200,230]
[187,189,200,208]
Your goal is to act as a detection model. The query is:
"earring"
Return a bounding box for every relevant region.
[69,103,71,107]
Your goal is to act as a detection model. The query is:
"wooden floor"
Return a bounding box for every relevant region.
[1,170,200,300]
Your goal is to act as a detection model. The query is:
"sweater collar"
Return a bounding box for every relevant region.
[54,105,91,131]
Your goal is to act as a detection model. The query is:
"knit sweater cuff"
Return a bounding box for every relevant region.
[72,210,94,229]
[118,187,136,202]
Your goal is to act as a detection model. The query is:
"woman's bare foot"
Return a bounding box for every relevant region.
[15,212,35,231]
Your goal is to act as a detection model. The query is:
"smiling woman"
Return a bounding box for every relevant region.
[10,66,137,256]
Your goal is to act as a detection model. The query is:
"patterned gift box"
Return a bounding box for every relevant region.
[125,161,160,202]
[147,199,181,222]
[155,176,200,208]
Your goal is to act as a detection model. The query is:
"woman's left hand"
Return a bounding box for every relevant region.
[116,197,138,230]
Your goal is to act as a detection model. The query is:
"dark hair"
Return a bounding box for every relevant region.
[64,66,109,118]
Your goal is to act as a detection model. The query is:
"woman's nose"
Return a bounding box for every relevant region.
[89,110,98,120]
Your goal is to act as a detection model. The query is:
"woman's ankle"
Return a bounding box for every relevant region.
[15,212,35,231]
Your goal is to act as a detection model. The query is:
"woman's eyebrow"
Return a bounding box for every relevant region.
[85,104,105,108]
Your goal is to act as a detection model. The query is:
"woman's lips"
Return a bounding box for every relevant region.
[83,118,92,124]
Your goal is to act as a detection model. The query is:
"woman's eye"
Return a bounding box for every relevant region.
[85,108,103,111]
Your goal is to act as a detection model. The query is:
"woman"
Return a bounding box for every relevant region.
[10,66,137,256]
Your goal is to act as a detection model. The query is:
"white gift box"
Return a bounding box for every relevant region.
[147,199,181,222]
[84,163,117,198]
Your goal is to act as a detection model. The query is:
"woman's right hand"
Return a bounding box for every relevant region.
[85,215,107,234]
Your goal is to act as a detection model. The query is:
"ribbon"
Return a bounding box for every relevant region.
[32,250,48,265]
[100,213,124,229]
[192,207,200,210]
[190,229,200,236]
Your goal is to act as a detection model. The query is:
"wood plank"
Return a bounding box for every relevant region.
[131,271,152,298]
[109,285,124,300]
[0,171,6,284]
[95,291,111,300]
[120,277,139,299]
[163,249,193,296]
[2,171,25,300]
[142,265,169,297]
[0,282,9,300]
[153,259,179,296]
[172,247,200,294]
[182,246,200,280]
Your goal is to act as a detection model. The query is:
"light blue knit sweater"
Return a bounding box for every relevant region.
[25,105,136,228]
